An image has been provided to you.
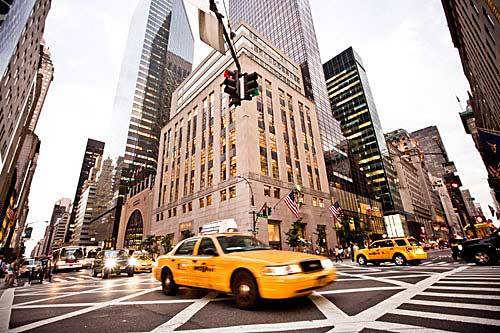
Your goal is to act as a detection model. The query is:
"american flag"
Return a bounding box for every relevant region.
[284,190,300,217]
[329,201,342,221]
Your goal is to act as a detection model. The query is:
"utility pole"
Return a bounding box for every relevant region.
[237,176,258,236]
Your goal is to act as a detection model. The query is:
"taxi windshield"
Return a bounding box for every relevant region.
[216,235,271,254]
[408,238,420,246]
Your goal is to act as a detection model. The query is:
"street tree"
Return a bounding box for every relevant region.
[286,219,304,251]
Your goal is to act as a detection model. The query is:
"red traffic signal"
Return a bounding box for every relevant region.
[223,70,241,107]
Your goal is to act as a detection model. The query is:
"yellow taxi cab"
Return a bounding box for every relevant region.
[152,233,336,309]
[131,251,154,273]
[354,237,427,266]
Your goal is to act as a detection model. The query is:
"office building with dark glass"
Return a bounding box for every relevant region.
[323,47,403,218]
[109,0,194,187]
[229,0,350,185]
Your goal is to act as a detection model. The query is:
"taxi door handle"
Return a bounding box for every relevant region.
[171,259,175,262]
[192,259,197,263]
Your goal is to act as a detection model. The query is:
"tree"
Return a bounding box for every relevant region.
[141,235,157,257]
[335,216,368,247]
[286,219,304,250]
[159,234,173,254]
[314,225,327,252]
[180,229,194,240]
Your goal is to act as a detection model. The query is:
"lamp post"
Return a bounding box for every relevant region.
[237,176,257,236]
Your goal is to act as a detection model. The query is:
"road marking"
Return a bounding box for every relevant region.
[10,287,161,333]
[317,286,404,295]
[385,274,432,279]
[406,299,500,311]
[390,308,500,326]
[309,293,349,321]
[442,277,500,280]
[351,265,468,322]
[0,288,15,333]
[150,292,217,332]
[435,262,447,265]
[421,262,431,265]
[65,277,84,281]
[427,286,500,292]
[420,291,500,300]
[435,280,499,285]
[338,271,411,287]
[178,319,335,333]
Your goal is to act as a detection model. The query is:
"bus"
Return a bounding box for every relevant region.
[52,246,84,271]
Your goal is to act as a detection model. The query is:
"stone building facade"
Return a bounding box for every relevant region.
[147,24,336,250]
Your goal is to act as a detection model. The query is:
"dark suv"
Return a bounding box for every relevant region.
[460,229,500,265]
[92,250,134,278]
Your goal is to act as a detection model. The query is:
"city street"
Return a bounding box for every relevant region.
[2,254,499,333]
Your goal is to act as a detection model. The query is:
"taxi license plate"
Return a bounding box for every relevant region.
[120,266,126,270]
[315,275,327,287]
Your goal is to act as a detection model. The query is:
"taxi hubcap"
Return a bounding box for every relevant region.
[475,252,488,263]
[239,284,250,294]
[395,257,403,265]
[165,277,171,286]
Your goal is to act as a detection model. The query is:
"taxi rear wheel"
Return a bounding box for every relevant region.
[233,271,259,310]
[162,269,178,296]
[393,254,406,266]
[357,255,367,265]
[102,268,110,279]
[473,250,492,265]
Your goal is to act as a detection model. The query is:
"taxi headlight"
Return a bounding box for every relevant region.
[128,258,137,266]
[105,259,117,268]
[321,259,334,270]
[457,244,463,251]
[262,264,302,276]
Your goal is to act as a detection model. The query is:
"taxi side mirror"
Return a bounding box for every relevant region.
[204,248,218,256]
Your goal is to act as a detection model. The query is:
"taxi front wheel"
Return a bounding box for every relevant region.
[162,269,178,296]
[357,255,367,265]
[233,271,259,310]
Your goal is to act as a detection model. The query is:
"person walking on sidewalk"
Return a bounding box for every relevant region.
[334,246,343,262]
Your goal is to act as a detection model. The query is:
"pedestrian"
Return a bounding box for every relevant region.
[334,246,343,262]
[353,243,359,262]
[350,242,355,262]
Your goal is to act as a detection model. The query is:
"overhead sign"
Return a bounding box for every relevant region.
[198,9,226,54]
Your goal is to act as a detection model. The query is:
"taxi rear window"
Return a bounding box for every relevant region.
[408,239,420,246]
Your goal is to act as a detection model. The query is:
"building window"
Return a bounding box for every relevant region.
[188,201,193,212]
[182,204,186,213]
[312,197,317,207]
[199,197,205,208]
[264,185,271,197]
[173,207,177,217]
[229,186,236,198]
[168,209,172,218]
[273,187,280,199]
[220,189,227,201]
[230,156,237,177]
[319,199,324,208]
[220,161,227,181]
[207,194,212,206]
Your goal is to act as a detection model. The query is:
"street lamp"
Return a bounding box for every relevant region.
[237,175,257,236]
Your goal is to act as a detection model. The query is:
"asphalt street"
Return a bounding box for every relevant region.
[1,251,499,333]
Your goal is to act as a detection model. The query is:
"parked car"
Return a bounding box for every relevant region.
[92,250,134,278]
[459,229,500,265]
[355,237,427,266]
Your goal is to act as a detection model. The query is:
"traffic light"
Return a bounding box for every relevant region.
[475,216,484,223]
[243,72,259,100]
[223,69,241,107]
[266,207,272,217]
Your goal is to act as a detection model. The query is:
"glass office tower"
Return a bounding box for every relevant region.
[323,47,403,214]
[229,0,349,183]
[109,0,194,187]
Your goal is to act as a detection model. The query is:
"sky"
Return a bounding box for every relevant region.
[25,0,495,248]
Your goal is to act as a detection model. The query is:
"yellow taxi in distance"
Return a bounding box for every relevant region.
[131,251,154,273]
[355,237,427,266]
[152,233,336,309]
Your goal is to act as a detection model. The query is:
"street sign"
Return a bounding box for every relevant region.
[198,9,225,54]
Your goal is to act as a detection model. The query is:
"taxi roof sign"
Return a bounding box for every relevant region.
[200,219,238,234]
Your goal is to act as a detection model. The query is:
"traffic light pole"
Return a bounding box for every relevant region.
[237,175,258,236]
[209,0,241,73]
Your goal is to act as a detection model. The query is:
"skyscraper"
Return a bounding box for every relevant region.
[229,0,347,180]
[323,47,403,216]
[0,0,52,253]
[108,0,194,187]
[44,198,71,254]
[66,138,105,243]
